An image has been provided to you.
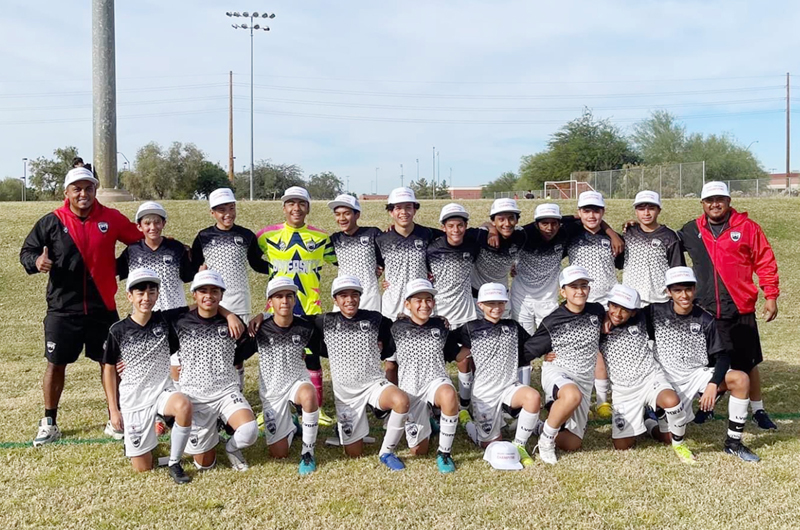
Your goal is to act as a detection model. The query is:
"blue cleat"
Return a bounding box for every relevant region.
[379,452,405,471]
[724,440,760,463]
[753,409,777,430]
[429,415,440,437]
[298,452,317,475]
[693,408,714,424]
[436,451,456,474]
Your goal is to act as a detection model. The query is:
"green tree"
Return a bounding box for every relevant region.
[630,110,686,164]
[122,141,208,199]
[195,162,230,199]
[0,177,27,201]
[234,161,306,200]
[409,178,450,199]
[306,171,343,199]
[28,146,81,199]
[482,171,519,198]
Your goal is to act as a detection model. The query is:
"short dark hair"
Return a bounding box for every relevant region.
[490,213,520,222]
[386,202,421,212]
[667,282,696,290]
[72,157,84,167]
[129,281,159,293]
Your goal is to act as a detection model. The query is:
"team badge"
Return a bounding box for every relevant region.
[62,226,69,234]
[628,325,640,337]
[153,325,164,338]
[690,322,701,334]
[601,239,611,249]
[554,244,563,254]
[189,434,198,446]
[339,410,355,437]
[136,257,143,264]
[279,241,287,251]
[614,413,625,431]
[360,236,370,246]
[501,325,510,335]
[414,239,424,250]
[292,334,302,345]
[359,320,371,332]
[480,420,493,434]
[217,326,229,338]
[651,239,662,248]
[98,222,109,233]
[234,235,244,246]
[269,337,274,345]
[590,315,599,326]
[731,231,742,242]
[129,430,141,449]
[263,410,277,434]
[463,252,471,260]
[307,239,317,250]
[407,422,419,438]
[163,255,173,264]
[46,341,56,353]
[431,328,441,339]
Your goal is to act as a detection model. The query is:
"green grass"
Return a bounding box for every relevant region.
[1,198,799,529]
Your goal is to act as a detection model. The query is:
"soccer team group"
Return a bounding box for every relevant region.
[20,166,780,483]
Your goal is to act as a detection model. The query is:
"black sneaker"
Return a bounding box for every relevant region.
[693,408,714,424]
[723,440,760,463]
[168,463,193,484]
[753,409,778,430]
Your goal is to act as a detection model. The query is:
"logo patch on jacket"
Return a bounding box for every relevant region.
[98,222,109,233]
[730,231,741,242]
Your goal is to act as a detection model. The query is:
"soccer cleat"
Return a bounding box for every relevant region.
[464,421,480,446]
[33,417,61,447]
[724,440,760,463]
[595,402,613,420]
[436,451,456,474]
[104,420,124,440]
[672,443,696,464]
[155,415,168,436]
[226,449,250,471]
[292,413,302,437]
[753,409,778,430]
[535,442,558,465]
[429,415,440,437]
[458,409,472,427]
[318,409,335,427]
[256,412,265,432]
[298,452,317,475]
[379,452,405,471]
[514,442,534,468]
[693,408,714,424]
[168,463,192,484]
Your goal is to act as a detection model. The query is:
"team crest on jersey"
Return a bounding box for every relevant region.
[590,315,599,326]
[163,254,173,264]
[463,252,471,260]
[431,328,441,339]
[339,410,355,436]
[651,239,662,248]
[307,239,317,251]
[614,413,625,431]
[414,239,424,250]
[407,422,419,438]
[189,434,198,446]
[153,325,164,338]
[279,241,287,251]
[360,236,370,246]
[62,226,69,234]
[263,410,277,434]
[601,239,611,249]
[690,322,701,334]
[137,257,143,264]
[554,244,563,254]
[292,334,302,345]
[628,325,640,337]
[217,326,229,338]
[501,325,510,335]
[359,320,371,332]
[731,231,741,242]
[234,235,245,246]
[46,341,56,353]
[268,337,274,345]
[98,222,109,234]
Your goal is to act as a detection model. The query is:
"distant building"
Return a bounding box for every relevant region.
[768,172,800,189]
[359,194,390,201]
[447,186,484,200]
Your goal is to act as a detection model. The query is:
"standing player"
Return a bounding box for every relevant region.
[677,182,779,429]
[457,283,541,467]
[20,167,143,445]
[648,267,759,461]
[101,269,193,483]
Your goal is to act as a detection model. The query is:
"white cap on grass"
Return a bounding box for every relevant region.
[577,191,605,208]
[191,270,226,292]
[439,203,470,223]
[701,181,730,200]
[534,203,562,221]
[483,441,523,471]
[327,194,360,212]
[477,283,509,303]
[633,190,662,208]
[559,265,593,287]
[209,188,236,209]
[126,268,161,292]
[490,198,521,217]
[387,187,417,205]
[266,277,298,298]
[135,201,167,222]
[665,266,697,286]
[331,275,363,296]
[64,167,99,188]
[607,284,641,310]
[281,186,311,204]
[405,279,437,299]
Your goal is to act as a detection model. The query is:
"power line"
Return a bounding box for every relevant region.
[0,83,227,99]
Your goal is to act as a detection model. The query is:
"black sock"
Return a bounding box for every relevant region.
[459,397,471,408]
[45,408,58,424]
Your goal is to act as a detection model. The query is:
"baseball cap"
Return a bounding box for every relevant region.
[559,265,593,287]
[209,188,236,209]
[665,266,697,286]
[281,186,311,204]
[607,284,641,310]
[190,270,226,292]
[439,203,470,224]
[387,187,417,205]
[405,278,438,299]
[534,203,562,221]
[483,441,523,471]
[490,198,521,217]
[577,191,605,209]
[266,277,298,298]
[327,194,361,212]
[126,268,161,292]
[64,167,99,188]
[331,275,363,296]
[135,201,167,222]
[633,190,662,208]
[701,181,730,200]
[477,283,509,303]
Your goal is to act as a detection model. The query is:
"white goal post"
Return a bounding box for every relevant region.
[543,180,594,199]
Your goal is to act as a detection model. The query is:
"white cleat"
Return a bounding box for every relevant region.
[104,420,124,440]
[535,442,558,465]
[33,417,61,447]
[226,449,250,472]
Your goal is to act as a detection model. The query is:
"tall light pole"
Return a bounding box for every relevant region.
[21,157,28,202]
[431,147,436,199]
[416,158,419,183]
[400,164,404,187]
[375,167,379,194]
[117,151,129,189]
[746,140,759,151]
[227,10,275,200]
[436,150,440,197]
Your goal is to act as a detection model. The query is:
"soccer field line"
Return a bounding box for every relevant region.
[3,412,799,449]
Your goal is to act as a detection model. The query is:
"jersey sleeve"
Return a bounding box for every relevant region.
[516,322,532,367]
[247,231,271,274]
[307,315,328,358]
[20,216,51,275]
[116,247,130,280]
[234,334,258,365]
[101,328,121,365]
[522,323,553,363]
[178,242,196,282]
[322,235,338,266]
[705,316,729,385]
[379,316,395,360]
[750,223,779,300]
[190,234,205,271]
[456,323,472,349]
[374,238,385,268]
[443,326,461,363]
[114,210,144,245]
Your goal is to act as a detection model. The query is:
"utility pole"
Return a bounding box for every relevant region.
[787,72,791,191]
[431,146,436,199]
[346,176,350,194]
[22,157,28,202]
[416,158,419,183]
[436,150,440,197]
[229,70,234,183]
[449,167,452,189]
[400,164,404,187]
[375,167,379,194]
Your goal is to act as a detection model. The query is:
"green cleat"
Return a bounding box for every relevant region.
[458,409,471,427]
[672,443,696,464]
[513,442,534,468]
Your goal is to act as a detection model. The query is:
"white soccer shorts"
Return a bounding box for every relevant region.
[333,379,395,446]
[541,363,594,439]
[259,379,313,446]
[185,389,253,455]
[404,377,454,448]
[122,388,176,458]
[610,369,675,439]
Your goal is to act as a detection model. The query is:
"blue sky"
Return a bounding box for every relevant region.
[1,1,797,194]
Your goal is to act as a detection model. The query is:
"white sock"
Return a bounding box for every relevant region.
[750,399,764,413]
[665,403,686,445]
[656,409,669,434]
[457,371,473,407]
[513,409,539,447]
[193,459,216,470]
[237,367,245,392]
[302,410,319,456]
[727,396,749,441]
[644,417,659,438]
[226,420,258,453]
[171,380,181,392]
[379,410,408,456]
[438,413,458,455]
[517,366,532,386]
[540,420,559,446]
[168,423,191,466]
[595,378,610,404]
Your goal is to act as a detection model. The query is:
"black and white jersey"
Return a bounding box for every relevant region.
[524,302,605,377]
[426,233,480,326]
[471,229,526,293]
[255,315,318,400]
[622,225,684,304]
[330,227,383,312]
[457,318,529,401]
[512,224,569,299]
[599,311,656,387]
[191,225,270,316]
[172,309,255,402]
[117,239,194,312]
[103,312,178,412]
[566,227,619,303]
[387,317,460,397]
[313,310,393,399]
[646,302,728,384]
[375,225,444,320]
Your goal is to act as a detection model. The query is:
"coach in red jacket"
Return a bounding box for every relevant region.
[20,167,143,446]
[679,181,779,430]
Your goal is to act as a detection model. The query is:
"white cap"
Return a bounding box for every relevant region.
[405,278,438,299]
[281,186,311,204]
[209,188,236,209]
[477,282,509,303]
[483,441,523,471]
[490,198,521,217]
[607,284,641,310]
[266,277,298,298]
[331,275,363,296]
[701,181,730,200]
[665,266,697,286]
[126,268,161,292]
[190,270,226,292]
[64,167,99,188]
[387,187,417,205]
[578,191,605,208]
[439,203,470,224]
[534,203,562,221]
[559,265,593,287]
[327,194,360,212]
[633,190,662,208]
[135,201,167,222]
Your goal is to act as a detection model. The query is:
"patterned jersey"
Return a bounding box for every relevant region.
[330,227,382,312]
[566,226,620,303]
[512,223,570,301]
[117,238,194,312]
[387,317,460,397]
[426,232,480,327]
[257,223,337,316]
[102,312,177,412]
[471,229,525,294]
[524,302,605,377]
[599,311,656,387]
[191,225,270,316]
[255,315,318,400]
[622,225,684,304]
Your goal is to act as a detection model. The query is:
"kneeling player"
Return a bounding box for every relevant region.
[102,269,193,483]
[313,276,410,470]
[387,279,461,473]
[457,283,541,467]
[648,267,759,462]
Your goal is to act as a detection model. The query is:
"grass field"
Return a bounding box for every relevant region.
[1,197,799,530]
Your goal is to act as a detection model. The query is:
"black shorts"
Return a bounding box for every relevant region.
[716,313,762,373]
[43,311,119,365]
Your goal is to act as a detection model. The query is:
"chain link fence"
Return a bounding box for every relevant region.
[571,162,706,199]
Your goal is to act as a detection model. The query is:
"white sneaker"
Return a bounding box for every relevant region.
[226,449,249,471]
[535,442,558,465]
[33,417,61,447]
[104,420,124,440]
[465,421,480,446]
